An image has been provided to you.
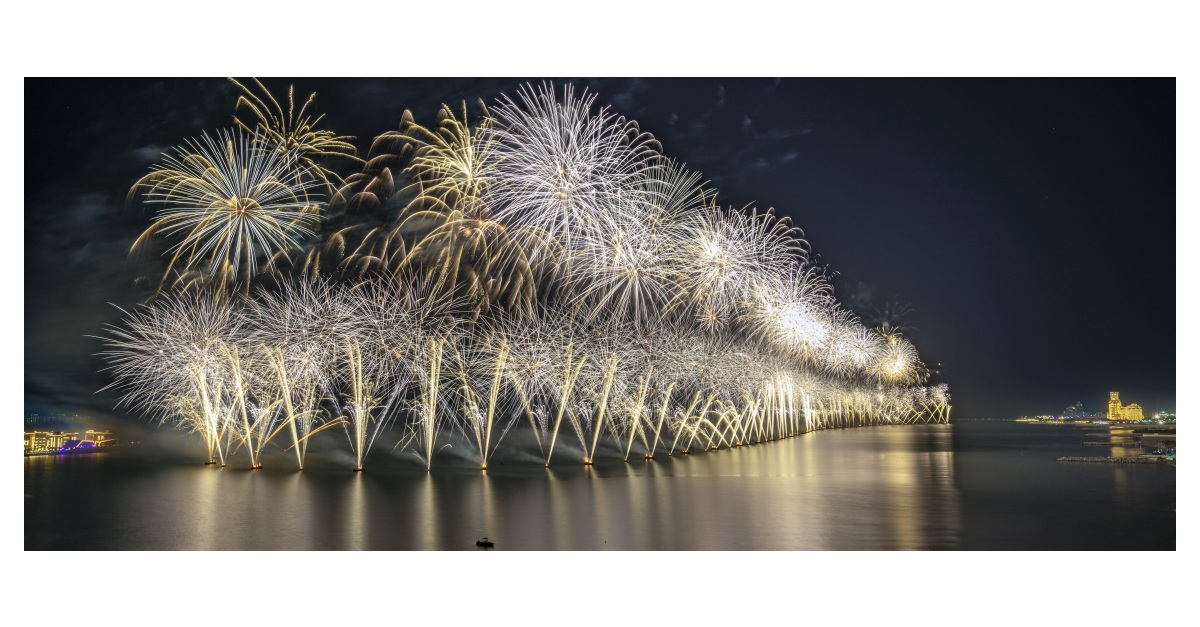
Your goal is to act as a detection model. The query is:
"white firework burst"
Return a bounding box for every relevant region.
[668,204,806,322]
[489,82,660,261]
[130,128,324,290]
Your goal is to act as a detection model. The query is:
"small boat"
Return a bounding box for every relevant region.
[476,537,494,548]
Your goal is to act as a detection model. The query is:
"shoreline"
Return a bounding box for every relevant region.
[1058,456,1174,467]
[24,448,115,458]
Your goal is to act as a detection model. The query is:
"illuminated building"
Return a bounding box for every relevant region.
[23,431,79,453]
[1107,392,1144,422]
[83,430,116,446]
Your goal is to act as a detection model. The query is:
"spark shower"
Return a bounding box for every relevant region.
[100,79,950,472]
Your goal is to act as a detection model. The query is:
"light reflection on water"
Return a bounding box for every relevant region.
[24,422,1174,550]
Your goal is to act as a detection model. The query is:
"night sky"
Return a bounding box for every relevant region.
[24,78,1175,421]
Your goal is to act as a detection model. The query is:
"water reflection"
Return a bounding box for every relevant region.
[412,475,436,549]
[882,427,959,549]
[29,423,1172,550]
[282,472,313,550]
[345,473,367,550]
[1105,426,1143,458]
[180,465,221,550]
[472,425,962,550]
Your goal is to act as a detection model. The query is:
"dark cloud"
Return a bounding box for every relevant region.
[129,144,167,165]
[606,77,652,114]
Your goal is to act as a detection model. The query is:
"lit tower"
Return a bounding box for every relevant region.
[1107,392,1144,422]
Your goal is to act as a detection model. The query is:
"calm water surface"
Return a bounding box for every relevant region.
[24,421,1174,550]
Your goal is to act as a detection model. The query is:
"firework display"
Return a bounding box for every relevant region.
[102,80,950,471]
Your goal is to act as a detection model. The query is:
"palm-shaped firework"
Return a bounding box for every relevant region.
[129,129,324,295]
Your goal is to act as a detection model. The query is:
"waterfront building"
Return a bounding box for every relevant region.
[1107,392,1144,422]
[83,430,116,446]
[23,431,80,453]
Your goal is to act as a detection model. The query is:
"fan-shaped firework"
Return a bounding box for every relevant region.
[98,290,243,465]
[245,279,356,468]
[101,80,949,472]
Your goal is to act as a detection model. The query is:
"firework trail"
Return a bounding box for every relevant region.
[230,77,359,190]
